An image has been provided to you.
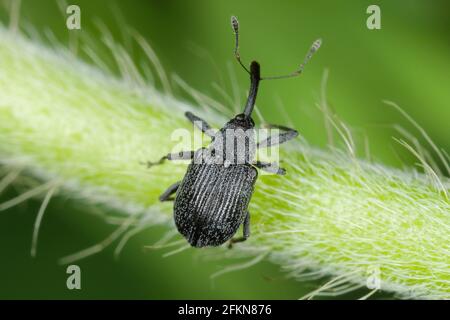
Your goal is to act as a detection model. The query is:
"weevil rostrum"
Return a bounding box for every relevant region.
[147,16,321,248]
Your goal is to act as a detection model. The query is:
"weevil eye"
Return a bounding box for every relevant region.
[235,114,245,121]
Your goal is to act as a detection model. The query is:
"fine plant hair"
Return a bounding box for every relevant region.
[0,16,449,300]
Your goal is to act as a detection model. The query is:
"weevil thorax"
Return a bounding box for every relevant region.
[209,61,260,167]
[212,114,256,167]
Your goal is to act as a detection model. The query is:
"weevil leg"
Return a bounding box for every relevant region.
[228,211,250,249]
[159,181,181,202]
[257,124,298,149]
[242,211,250,238]
[143,150,194,168]
[185,111,215,137]
[253,161,286,175]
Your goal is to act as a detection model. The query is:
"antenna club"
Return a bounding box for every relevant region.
[312,38,322,51]
[231,16,239,32]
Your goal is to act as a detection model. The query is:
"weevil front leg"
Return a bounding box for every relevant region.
[159,181,181,202]
[253,161,286,175]
[144,150,195,168]
[185,111,215,137]
[228,211,250,249]
[257,124,298,149]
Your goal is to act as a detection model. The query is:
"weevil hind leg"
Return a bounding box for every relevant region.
[257,124,298,149]
[159,181,181,202]
[185,111,215,137]
[143,150,194,168]
[227,211,250,249]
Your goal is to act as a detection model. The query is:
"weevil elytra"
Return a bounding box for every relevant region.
[148,16,321,248]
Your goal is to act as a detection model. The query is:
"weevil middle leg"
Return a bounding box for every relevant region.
[159,181,181,202]
[144,150,195,168]
[257,124,298,149]
[228,211,250,249]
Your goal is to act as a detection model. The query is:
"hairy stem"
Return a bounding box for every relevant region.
[0,27,448,299]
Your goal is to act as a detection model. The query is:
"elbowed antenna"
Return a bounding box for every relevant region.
[231,16,250,75]
[231,16,260,117]
[231,16,322,117]
[261,38,322,80]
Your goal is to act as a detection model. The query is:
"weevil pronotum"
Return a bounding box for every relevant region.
[147,16,321,248]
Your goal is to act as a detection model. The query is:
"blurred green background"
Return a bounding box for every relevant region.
[0,0,448,299]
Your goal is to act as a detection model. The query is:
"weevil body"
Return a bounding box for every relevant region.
[148,17,321,247]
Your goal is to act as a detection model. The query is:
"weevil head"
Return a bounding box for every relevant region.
[225,113,255,130]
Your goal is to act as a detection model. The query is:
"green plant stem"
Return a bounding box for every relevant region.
[0,28,448,299]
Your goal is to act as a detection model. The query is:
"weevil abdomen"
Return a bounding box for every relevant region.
[174,161,257,247]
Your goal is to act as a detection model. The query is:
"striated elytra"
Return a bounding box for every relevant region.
[147,16,321,248]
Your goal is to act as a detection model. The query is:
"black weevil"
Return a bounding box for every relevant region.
[147,16,321,248]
